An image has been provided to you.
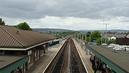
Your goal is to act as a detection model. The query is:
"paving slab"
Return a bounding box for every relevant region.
[26,40,66,73]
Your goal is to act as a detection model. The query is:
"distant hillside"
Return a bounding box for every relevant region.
[33,28,129,33]
[79,29,129,33]
[33,28,73,33]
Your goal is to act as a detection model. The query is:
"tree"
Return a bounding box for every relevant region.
[16,22,31,30]
[86,36,91,42]
[96,38,101,45]
[0,18,5,25]
[90,31,101,42]
[86,32,91,42]
[107,39,116,45]
[86,32,91,37]
[0,18,2,23]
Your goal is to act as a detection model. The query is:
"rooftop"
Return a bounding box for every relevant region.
[0,55,25,69]
[89,45,129,72]
[0,25,55,48]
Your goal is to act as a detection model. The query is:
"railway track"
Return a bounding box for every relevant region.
[44,38,87,73]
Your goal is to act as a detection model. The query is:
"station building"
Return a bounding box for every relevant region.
[0,25,56,73]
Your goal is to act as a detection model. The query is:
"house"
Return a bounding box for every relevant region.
[116,37,129,45]
[102,32,127,40]
[102,32,116,40]
[0,25,56,73]
[115,33,129,45]
[115,32,127,38]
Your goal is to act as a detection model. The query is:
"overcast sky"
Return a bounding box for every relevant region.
[0,0,129,30]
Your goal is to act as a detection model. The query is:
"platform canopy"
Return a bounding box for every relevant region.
[0,55,27,73]
[0,25,56,49]
[87,44,129,73]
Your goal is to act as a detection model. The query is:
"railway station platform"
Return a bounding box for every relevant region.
[87,44,129,73]
[26,40,66,73]
[73,39,94,73]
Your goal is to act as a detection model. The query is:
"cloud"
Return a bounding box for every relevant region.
[1,0,129,30]
[3,16,129,30]
[0,0,129,19]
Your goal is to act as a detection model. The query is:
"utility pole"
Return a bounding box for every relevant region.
[105,23,108,44]
[102,16,109,44]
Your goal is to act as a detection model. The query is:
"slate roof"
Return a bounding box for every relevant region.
[0,55,25,69]
[89,45,129,73]
[0,25,55,48]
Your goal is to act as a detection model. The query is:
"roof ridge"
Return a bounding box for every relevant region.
[0,26,25,47]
